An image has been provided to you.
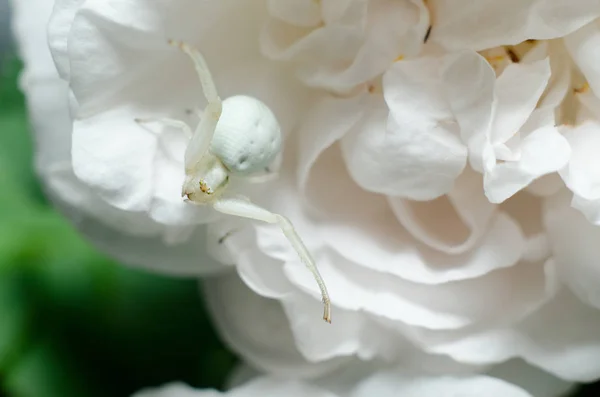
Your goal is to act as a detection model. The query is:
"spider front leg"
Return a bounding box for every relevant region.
[213,197,332,323]
[168,40,223,170]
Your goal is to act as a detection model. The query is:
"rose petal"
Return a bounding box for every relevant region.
[284,248,547,335]
[10,0,59,83]
[267,0,322,27]
[577,90,600,120]
[48,0,86,80]
[388,167,496,255]
[71,109,159,212]
[492,60,551,145]
[296,95,366,198]
[351,371,533,397]
[500,191,551,263]
[484,124,571,204]
[325,208,524,285]
[261,0,426,92]
[427,287,600,382]
[341,57,468,201]
[260,1,367,92]
[48,180,225,276]
[526,174,565,197]
[268,159,525,287]
[301,141,383,221]
[440,51,496,171]
[300,0,427,91]
[429,0,600,51]
[559,122,600,202]
[571,195,600,225]
[529,41,572,112]
[132,382,211,397]
[544,190,600,309]
[229,378,336,397]
[203,272,347,376]
[488,359,576,397]
[282,289,405,362]
[133,378,337,397]
[564,19,600,98]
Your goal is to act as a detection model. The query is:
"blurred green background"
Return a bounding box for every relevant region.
[0,57,237,397]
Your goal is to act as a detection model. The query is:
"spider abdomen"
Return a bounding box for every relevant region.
[210,95,281,175]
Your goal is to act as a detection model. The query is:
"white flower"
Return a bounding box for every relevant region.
[132,372,537,397]
[17,0,600,392]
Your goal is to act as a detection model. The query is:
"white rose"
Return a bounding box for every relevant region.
[14,0,600,393]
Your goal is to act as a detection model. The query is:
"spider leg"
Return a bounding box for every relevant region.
[212,196,332,323]
[168,39,223,171]
[135,117,193,139]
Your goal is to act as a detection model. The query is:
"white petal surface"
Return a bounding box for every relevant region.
[532,42,572,113]
[267,0,322,27]
[49,0,310,226]
[487,359,576,397]
[565,19,600,97]
[203,272,347,377]
[440,51,495,171]
[351,371,533,397]
[132,378,337,397]
[341,57,467,201]
[134,372,535,397]
[428,286,600,382]
[296,95,365,197]
[387,168,496,255]
[47,0,86,80]
[72,110,159,212]
[254,180,548,344]
[484,124,571,203]
[132,382,217,397]
[559,122,600,203]
[545,191,600,309]
[324,206,524,285]
[10,0,59,82]
[261,0,427,92]
[491,60,551,145]
[429,0,600,51]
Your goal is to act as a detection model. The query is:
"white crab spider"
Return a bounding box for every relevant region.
[138,40,331,323]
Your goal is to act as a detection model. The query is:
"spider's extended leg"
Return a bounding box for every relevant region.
[168,39,223,170]
[135,118,193,138]
[213,197,332,323]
